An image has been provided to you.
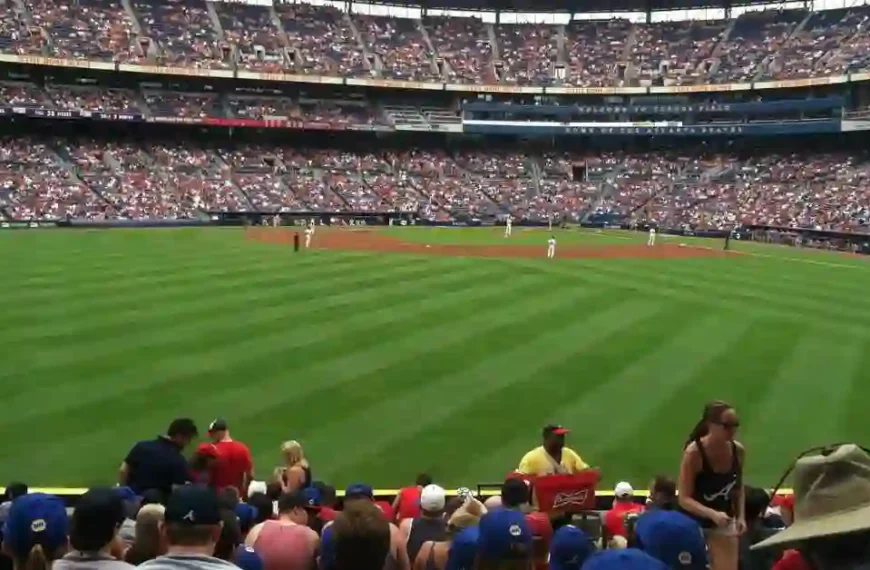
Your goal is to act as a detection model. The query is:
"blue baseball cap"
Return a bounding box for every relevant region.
[581,549,669,570]
[320,525,335,570]
[234,503,257,532]
[113,486,138,504]
[165,485,221,525]
[445,525,479,570]
[3,493,69,558]
[634,510,707,569]
[344,483,374,500]
[549,525,594,570]
[302,487,322,508]
[478,509,532,559]
[234,545,263,570]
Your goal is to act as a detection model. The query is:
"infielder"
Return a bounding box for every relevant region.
[647,227,656,246]
[547,235,556,259]
[309,218,316,235]
[304,226,313,249]
[504,215,512,238]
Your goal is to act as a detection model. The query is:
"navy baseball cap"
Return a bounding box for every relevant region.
[478,509,532,559]
[581,549,669,570]
[302,487,322,510]
[165,485,222,525]
[3,493,69,557]
[344,483,374,500]
[234,503,258,532]
[234,545,263,570]
[634,510,707,569]
[549,525,594,570]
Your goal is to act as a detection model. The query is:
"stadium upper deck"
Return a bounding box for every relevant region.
[1,0,870,94]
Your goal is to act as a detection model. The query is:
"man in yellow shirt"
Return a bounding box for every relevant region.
[517,424,588,476]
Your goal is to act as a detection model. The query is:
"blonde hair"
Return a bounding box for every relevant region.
[281,440,308,467]
[448,498,487,530]
[23,544,49,570]
[126,505,166,565]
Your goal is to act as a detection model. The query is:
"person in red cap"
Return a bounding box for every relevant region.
[517,425,588,476]
[207,419,254,496]
[190,443,218,486]
[525,511,553,570]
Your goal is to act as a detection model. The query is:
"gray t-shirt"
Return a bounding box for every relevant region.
[53,551,137,570]
[138,553,241,570]
[118,518,137,546]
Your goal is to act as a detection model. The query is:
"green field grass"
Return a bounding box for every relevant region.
[2,226,869,491]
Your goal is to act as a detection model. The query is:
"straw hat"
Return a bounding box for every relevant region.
[753,444,870,549]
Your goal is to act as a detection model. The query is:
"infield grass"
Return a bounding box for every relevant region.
[1,226,868,490]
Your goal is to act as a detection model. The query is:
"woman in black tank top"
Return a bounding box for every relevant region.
[678,400,745,570]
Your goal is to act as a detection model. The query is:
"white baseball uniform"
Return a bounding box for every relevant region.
[504,216,512,237]
[547,237,556,259]
[305,227,313,248]
[647,228,656,246]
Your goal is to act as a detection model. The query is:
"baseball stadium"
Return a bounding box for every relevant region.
[1,0,870,565]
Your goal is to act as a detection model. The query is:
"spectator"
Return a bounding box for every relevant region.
[678,401,745,570]
[124,504,166,565]
[273,441,311,493]
[55,487,135,570]
[245,491,319,570]
[329,501,392,570]
[401,484,447,565]
[604,483,644,539]
[114,486,140,548]
[393,474,433,524]
[207,419,254,496]
[234,503,258,538]
[524,512,552,570]
[476,509,532,570]
[517,425,588,476]
[217,488,241,512]
[0,483,28,526]
[322,484,411,570]
[548,525,593,570]
[2,493,69,570]
[213,509,242,561]
[417,496,486,570]
[233,546,264,570]
[309,483,338,524]
[141,489,166,507]
[246,494,274,526]
[647,476,677,511]
[755,444,870,570]
[119,418,198,496]
[191,444,219,486]
[633,509,707,569]
[247,482,267,499]
[738,487,780,570]
[581,548,668,570]
[138,486,237,570]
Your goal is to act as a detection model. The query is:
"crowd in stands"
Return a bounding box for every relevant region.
[2,0,870,84]
[2,136,869,234]
[0,413,865,570]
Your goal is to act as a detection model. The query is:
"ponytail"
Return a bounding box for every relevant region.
[685,400,733,449]
[24,544,49,570]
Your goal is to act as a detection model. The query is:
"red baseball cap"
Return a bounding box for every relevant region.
[543,425,570,437]
[525,512,553,543]
[196,443,218,458]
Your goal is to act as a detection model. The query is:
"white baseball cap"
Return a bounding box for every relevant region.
[420,484,446,512]
[614,482,634,498]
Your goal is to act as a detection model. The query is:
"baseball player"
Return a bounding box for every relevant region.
[504,215,512,238]
[547,235,556,259]
[647,227,656,246]
[304,226,313,249]
[309,218,316,235]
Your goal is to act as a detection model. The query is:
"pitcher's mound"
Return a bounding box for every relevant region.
[246,228,730,260]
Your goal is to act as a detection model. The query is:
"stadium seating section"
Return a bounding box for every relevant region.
[1,0,870,84]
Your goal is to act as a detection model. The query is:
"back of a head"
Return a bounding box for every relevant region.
[163,485,223,548]
[70,488,125,552]
[247,494,274,524]
[214,509,242,561]
[167,418,198,440]
[4,493,69,570]
[415,473,433,487]
[475,509,533,570]
[331,500,391,570]
[127,505,166,565]
[5,484,28,502]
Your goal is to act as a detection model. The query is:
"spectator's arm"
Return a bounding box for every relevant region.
[245,522,264,548]
[399,517,412,538]
[736,442,746,526]
[391,493,402,523]
[118,461,130,485]
[517,450,538,475]
[391,523,411,570]
[243,446,254,494]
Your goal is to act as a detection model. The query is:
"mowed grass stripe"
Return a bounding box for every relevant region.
[2,254,447,346]
[547,258,867,338]
[0,256,507,391]
[309,296,668,482]
[466,307,754,484]
[0,269,582,483]
[744,331,864,468]
[345,297,706,484]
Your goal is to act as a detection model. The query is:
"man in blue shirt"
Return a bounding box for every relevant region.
[119,418,198,496]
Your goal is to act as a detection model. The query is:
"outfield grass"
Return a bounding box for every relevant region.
[1,226,869,490]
